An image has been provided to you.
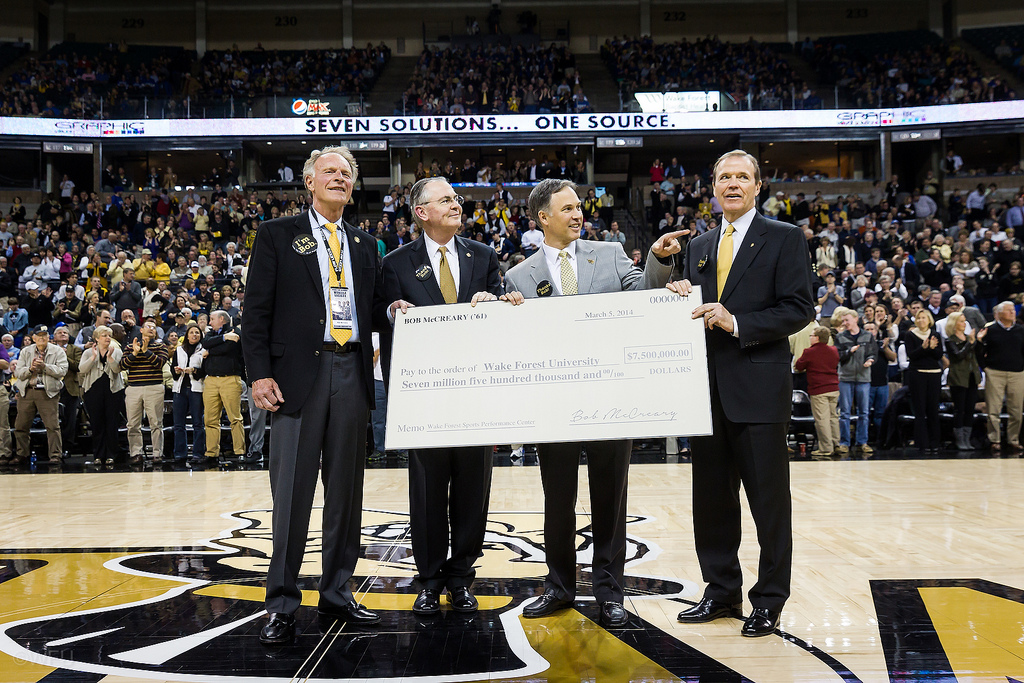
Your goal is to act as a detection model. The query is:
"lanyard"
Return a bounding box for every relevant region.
[315,223,345,282]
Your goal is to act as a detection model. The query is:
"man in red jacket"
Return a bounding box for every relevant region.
[794,326,840,457]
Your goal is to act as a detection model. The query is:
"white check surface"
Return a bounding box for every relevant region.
[385,287,712,449]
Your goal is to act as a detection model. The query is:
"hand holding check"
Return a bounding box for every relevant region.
[665,279,734,334]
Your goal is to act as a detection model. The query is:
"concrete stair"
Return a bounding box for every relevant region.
[954,39,1024,99]
[365,56,418,116]
[574,53,622,113]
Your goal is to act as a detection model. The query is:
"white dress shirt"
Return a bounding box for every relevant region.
[309,209,360,343]
[716,207,758,337]
[421,232,461,298]
[717,207,756,263]
[541,239,578,296]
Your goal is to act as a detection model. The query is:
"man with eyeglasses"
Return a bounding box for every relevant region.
[381,177,506,616]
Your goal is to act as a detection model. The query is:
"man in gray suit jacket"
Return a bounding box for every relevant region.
[503,179,685,627]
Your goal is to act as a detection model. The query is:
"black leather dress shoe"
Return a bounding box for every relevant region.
[741,607,781,637]
[259,613,295,644]
[676,597,743,623]
[318,601,381,625]
[447,586,478,613]
[412,589,440,615]
[522,590,573,618]
[600,601,629,627]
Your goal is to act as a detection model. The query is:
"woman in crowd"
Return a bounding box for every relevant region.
[974,255,999,317]
[944,311,981,450]
[171,323,206,463]
[951,250,979,293]
[902,310,945,454]
[56,242,74,280]
[79,325,125,466]
[815,236,837,271]
[850,275,871,310]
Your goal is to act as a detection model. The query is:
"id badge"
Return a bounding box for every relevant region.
[329,286,354,330]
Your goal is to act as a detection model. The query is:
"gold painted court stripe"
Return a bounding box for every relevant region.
[919,586,1024,678]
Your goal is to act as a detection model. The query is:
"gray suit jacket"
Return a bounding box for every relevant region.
[504,240,671,298]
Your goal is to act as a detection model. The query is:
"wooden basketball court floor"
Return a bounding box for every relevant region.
[1,454,1022,682]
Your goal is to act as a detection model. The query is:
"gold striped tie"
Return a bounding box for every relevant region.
[717,223,735,300]
[559,250,578,296]
[438,246,457,304]
[324,222,352,345]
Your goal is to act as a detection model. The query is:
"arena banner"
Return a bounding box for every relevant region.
[1,100,1023,139]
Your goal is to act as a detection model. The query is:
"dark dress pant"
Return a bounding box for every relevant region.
[537,439,631,604]
[408,446,493,590]
[691,391,792,613]
[265,350,369,616]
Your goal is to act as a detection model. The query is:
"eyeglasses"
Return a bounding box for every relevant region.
[423,195,464,208]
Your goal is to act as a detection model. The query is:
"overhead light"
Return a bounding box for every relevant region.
[709,139,714,143]
[769,143,774,146]
[764,159,770,163]
[449,149,454,153]
[267,141,273,145]
[301,141,307,145]
[166,153,171,157]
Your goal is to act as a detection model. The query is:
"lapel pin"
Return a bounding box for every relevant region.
[354,236,360,243]
[749,242,754,247]
[466,252,471,257]
[698,256,708,270]
[588,259,594,264]
[415,265,433,281]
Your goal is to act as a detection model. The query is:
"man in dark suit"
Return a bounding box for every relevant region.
[503,179,685,627]
[382,177,503,616]
[243,146,386,644]
[668,150,814,637]
[891,250,920,293]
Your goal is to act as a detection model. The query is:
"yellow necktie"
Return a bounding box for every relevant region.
[324,222,352,345]
[559,250,578,296]
[717,223,735,300]
[438,246,457,304]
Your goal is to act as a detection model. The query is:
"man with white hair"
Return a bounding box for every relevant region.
[201,310,246,464]
[243,145,386,643]
[196,255,214,278]
[978,301,1024,453]
[224,242,244,270]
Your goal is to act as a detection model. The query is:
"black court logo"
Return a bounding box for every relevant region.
[0,509,704,682]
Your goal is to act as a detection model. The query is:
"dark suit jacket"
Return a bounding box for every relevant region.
[681,212,814,424]
[242,211,384,414]
[894,259,920,292]
[380,236,501,383]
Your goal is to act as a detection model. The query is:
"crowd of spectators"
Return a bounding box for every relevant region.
[0,166,297,468]
[360,160,621,274]
[0,41,389,119]
[197,43,389,100]
[960,26,1024,90]
[0,41,191,118]
[601,36,803,110]
[807,32,1018,108]
[646,154,1024,455]
[398,43,590,115]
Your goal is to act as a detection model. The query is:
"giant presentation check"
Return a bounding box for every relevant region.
[385,287,712,449]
